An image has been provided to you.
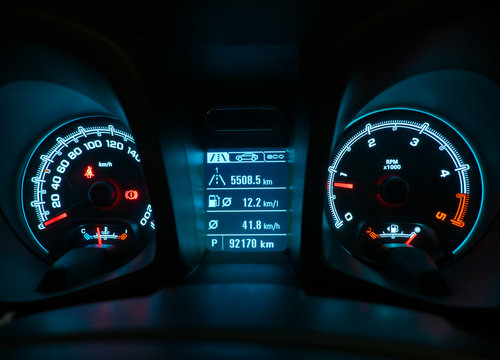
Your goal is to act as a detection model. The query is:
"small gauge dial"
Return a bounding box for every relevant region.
[21,117,155,261]
[326,109,483,265]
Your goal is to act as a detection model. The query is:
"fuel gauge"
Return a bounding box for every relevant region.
[355,221,442,265]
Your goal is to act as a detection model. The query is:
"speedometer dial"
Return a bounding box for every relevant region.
[21,117,155,261]
[326,109,483,265]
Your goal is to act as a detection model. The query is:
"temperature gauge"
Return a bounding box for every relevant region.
[80,224,132,248]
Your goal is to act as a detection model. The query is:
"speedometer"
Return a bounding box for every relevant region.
[21,117,155,261]
[325,109,484,266]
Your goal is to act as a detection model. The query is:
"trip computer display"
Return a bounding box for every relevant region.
[205,149,289,252]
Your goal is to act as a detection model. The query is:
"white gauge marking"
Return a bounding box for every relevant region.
[419,122,429,134]
[56,137,68,147]
[40,155,54,163]
[78,126,87,137]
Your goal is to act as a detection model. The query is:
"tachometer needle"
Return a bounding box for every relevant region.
[333,182,354,189]
[43,212,68,227]
[334,182,382,193]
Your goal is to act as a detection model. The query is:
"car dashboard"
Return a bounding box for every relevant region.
[1,1,500,359]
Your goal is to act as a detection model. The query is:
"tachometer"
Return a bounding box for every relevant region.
[326,109,483,266]
[21,117,155,261]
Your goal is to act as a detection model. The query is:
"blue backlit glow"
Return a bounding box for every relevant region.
[344,107,485,257]
[205,149,289,252]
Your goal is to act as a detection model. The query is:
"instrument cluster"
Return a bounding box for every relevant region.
[0,2,500,312]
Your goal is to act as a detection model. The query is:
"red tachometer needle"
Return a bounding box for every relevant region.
[97,226,102,247]
[333,181,382,193]
[333,182,354,189]
[43,212,68,227]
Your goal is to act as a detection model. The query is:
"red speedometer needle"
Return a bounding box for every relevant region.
[96,226,102,247]
[42,198,90,228]
[43,212,68,227]
[333,182,354,189]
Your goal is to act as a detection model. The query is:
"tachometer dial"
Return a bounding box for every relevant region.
[326,109,483,265]
[21,117,155,261]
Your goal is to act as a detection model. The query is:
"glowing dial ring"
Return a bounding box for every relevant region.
[21,117,155,260]
[326,109,483,264]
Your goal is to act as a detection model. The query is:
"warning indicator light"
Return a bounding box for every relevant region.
[84,165,95,179]
[365,227,380,239]
[125,190,139,200]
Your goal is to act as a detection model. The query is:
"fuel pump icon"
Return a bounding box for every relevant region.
[389,224,399,233]
[208,195,220,208]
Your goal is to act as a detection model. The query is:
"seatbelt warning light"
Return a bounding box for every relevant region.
[84,165,95,179]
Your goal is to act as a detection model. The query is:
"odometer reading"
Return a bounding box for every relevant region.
[205,149,289,252]
[325,110,483,265]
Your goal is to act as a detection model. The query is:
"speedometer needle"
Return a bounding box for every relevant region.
[42,198,90,228]
[43,212,68,227]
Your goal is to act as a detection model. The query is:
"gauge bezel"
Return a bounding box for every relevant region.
[20,115,153,260]
[326,108,485,262]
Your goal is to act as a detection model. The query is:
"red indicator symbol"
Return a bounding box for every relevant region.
[365,227,380,239]
[43,212,68,227]
[84,165,95,179]
[334,182,354,190]
[125,190,139,200]
[118,233,128,240]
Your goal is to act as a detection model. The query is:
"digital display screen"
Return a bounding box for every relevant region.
[205,149,289,252]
